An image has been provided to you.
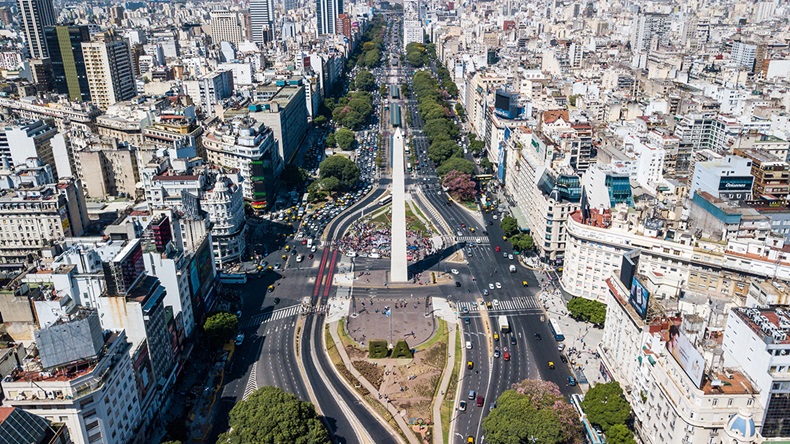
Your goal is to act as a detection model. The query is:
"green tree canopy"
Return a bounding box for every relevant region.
[422,118,458,143]
[500,216,519,237]
[204,312,238,345]
[355,70,375,91]
[313,115,327,126]
[605,424,636,444]
[428,140,461,164]
[454,102,465,118]
[469,139,485,153]
[483,380,583,444]
[567,298,607,326]
[581,381,631,432]
[509,234,534,252]
[325,132,336,148]
[334,128,356,150]
[319,155,360,190]
[363,48,381,67]
[436,157,475,177]
[479,157,493,173]
[218,386,330,444]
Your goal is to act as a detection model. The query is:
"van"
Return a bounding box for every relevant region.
[468,390,475,400]
[465,341,472,350]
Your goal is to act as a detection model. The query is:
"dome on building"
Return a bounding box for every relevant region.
[724,409,760,443]
[213,175,229,193]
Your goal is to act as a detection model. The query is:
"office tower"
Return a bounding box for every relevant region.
[44,25,91,102]
[210,10,243,45]
[249,0,275,43]
[403,0,421,48]
[317,0,342,35]
[82,36,136,109]
[18,0,56,59]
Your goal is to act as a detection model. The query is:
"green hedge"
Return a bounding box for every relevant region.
[368,339,389,358]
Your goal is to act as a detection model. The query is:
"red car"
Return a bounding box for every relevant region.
[503,351,511,361]
[476,395,484,407]
[495,246,501,252]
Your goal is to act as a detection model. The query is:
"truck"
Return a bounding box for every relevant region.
[499,315,510,333]
[509,264,516,272]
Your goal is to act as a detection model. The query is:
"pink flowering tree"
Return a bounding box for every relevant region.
[482,379,584,444]
[442,170,476,202]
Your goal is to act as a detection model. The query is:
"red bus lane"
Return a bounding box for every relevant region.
[313,248,330,298]
[323,250,339,298]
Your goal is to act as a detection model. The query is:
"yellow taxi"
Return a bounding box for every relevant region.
[548,361,555,369]
[467,361,474,370]
[493,333,499,342]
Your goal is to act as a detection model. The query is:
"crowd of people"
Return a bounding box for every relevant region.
[334,220,436,262]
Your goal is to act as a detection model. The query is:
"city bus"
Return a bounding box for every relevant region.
[378,195,392,206]
[549,318,565,341]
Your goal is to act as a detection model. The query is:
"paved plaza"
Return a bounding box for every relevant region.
[346,296,437,347]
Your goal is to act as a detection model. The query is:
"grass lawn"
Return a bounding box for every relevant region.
[405,205,429,235]
[440,327,462,443]
[338,319,358,349]
[417,318,447,352]
[461,200,478,211]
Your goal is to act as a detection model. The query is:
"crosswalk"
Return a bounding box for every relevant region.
[456,297,541,314]
[240,305,301,329]
[458,236,489,244]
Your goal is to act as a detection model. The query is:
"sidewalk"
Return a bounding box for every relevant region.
[431,322,457,444]
[328,321,420,444]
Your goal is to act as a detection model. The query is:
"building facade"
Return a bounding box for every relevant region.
[18,0,55,59]
[82,37,137,110]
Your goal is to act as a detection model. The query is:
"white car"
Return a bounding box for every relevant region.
[489,283,495,290]
[508,254,514,260]
[495,282,502,289]
[451,269,459,275]
[493,214,498,220]
[493,299,500,307]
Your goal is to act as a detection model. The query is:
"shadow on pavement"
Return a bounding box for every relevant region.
[408,242,463,277]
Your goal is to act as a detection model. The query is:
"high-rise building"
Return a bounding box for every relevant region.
[44,25,91,102]
[630,12,669,53]
[81,36,136,109]
[335,13,352,40]
[403,0,422,48]
[210,10,243,45]
[249,0,275,43]
[18,0,56,59]
[316,0,342,35]
[731,41,757,70]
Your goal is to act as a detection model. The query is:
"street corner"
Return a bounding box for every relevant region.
[431,297,456,323]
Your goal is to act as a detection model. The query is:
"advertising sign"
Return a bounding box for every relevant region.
[666,324,705,388]
[629,276,649,319]
[718,176,752,191]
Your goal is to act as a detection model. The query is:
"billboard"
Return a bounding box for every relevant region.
[629,276,649,319]
[718,176,753,191]
[666,324,705,388]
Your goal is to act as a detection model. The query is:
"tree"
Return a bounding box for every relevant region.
[479,157,493,173]
[454,102,465,118]
[422,118,456,143]
[510,234,534,252]
[319,155,360,190]
[567,298,607,326]
[581,381,632,432]
[436,157,475,177]
[280,164,308,189]
[606,424,636,444]
[334,128,356,150]
[203,312,238,345]
[428,140,461,164]
[325,132,336,148]
[355,70,375,91]
[483,379,584,444]
[500,216,519,237]
[363,48,381,67]
[442,170,476,202]
[313,115,327,126]
[218,386,330,444]
[469,139,485,153]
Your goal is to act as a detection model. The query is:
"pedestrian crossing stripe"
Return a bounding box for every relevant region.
[456,297,540,313]
[458,236,490,244]
[241,305,301,328]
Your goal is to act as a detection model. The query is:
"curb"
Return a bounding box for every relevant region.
[294,315,321,413]
[431,322,457,444]
[328,321,415,444]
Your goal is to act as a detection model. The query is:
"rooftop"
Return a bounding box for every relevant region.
[733,307,790,345]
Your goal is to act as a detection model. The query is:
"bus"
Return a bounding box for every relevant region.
[378,195,392,206]
[498,315,510,333]
[548,318,565,341]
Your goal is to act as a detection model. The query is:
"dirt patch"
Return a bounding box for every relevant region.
[378,340,446,422]
[352,360,385,390]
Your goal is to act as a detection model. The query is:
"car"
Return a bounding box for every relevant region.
[548,361,555,369]
[489,402,497,411]
[493,332,499,341]
[268,285,275,292]
[467,437,475,444]
[483,289,489,296]
[495,246,501,252]
[311,245,317,252]
[462,306,469,314]
[455,281,462,287]
[502,252,508,258]
[568,376,577,386]
[510,336,517,345]
[457,231,462,236]
[274,263,281,270]
[488,283,495,290]
[503,351,511,361]
[495,282,502,289]
[459,400,467,411]
[468,390,475,399]
[493,214,498,220]
[494,348,500,358]
[476,395,484,407]
[451,269,459,275]
[560,355,568,363]
[308,253,314,259]
[296,255,304,262]
[235,333,245,345]
[467,361,474,370]
[534,333,542,340]
[508,254,514,260]
[485,301,492,309]
[522,280,529,287]
[558,343,566,352]
[464,317,471,325]
[466,341,472,350]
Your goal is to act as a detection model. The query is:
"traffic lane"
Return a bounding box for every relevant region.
[457,316,489,442]
[515,313,582,397]
[256,318,307,400]
[301,315,361,444]
[325,185,387,241]
[307,312,399,444]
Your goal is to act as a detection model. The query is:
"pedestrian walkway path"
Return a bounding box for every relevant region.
[456,296,541,313]
[432,322,457,444]
[239,305,301,329]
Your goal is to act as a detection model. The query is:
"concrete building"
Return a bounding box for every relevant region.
[18,0,55,59]
[0,120,64,175]
[724,307,790,439]
[316,0,342,35]
[73,135,139,199]
[0,97,101,134]
[185,70,234,115]
[210,10,243,45]
[734,148,790,200]
[0,406,71,444]
[204,117,280,204]
[201,175,247,266]
[249,82,308,164]
[403,0,422,48]
[731,41,757,70]
[81,36,137,110]
[691,155,754,202]
[2,317,141,444]
[249,0,275,43]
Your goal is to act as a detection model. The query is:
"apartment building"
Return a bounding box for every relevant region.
[0,97,101,133]
[249,82,308,165]
[733,148,790,200]
[73,134,140,199]
[82,37,137,110]
[201,175,247,266]
[0,120,64,175]
[210,10,243,45]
